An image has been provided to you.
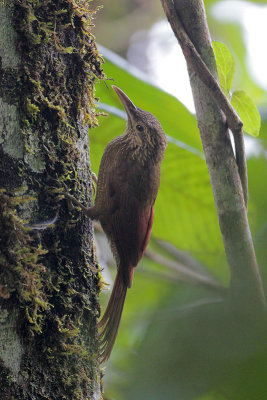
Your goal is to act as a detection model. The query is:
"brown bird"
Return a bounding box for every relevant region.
[67,86,167,362]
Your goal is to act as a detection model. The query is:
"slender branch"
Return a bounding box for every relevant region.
[161,0,248,207]
[145,249,227,295]
[156,239,211,274]
[161,0,265,308]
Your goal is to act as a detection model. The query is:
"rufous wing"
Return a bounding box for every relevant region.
[128,205,154,288]
[138,206,154,259]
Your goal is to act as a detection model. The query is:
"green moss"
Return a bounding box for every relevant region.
[0,1,104,398]
[13,0,103,131]
[26,98,39,120]
[0,190,50,332]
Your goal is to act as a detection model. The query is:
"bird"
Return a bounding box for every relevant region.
[67,86,167,362]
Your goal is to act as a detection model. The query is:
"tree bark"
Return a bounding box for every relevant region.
[161,0,265,309]
[0,1,103,399]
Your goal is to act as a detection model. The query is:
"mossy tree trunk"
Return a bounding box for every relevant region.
[0,1,103,399]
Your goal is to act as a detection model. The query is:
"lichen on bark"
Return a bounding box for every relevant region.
[0,1,104,399]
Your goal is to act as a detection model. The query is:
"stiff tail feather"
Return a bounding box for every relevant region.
[98,271,127,363]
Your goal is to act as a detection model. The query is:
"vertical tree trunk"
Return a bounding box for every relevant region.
[0,1,103,398]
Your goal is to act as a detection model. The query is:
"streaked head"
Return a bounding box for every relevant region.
[113,86,167,157]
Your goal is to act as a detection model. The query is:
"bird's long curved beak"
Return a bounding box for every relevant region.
[112,86,136,126]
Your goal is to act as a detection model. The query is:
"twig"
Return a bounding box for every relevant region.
[145,248,226,295]
[155,239,210,274]
[161,0,248,208]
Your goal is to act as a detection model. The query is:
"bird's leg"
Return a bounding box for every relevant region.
[66,192,99,220]
[65,192,92,217]
[62,174,98,219]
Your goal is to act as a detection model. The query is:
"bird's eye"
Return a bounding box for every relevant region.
[136,124,144,132]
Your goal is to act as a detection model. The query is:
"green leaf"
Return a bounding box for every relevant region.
[231,90,261,136]
[213,40,235,96]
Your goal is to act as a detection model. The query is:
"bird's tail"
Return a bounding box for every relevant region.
[98,270,127,363]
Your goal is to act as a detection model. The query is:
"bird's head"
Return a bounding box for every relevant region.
[113,86,167,161]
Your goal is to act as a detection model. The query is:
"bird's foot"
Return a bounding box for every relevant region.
[64,190,93,218]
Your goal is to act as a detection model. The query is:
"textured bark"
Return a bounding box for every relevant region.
[0,1,103,399]
[162,0,265,309]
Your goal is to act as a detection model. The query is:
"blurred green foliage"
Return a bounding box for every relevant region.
[90,0,267,398]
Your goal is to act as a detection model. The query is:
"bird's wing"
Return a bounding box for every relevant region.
[110,185,154,287]
[128,204,154,288]
[137,205,154,257]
